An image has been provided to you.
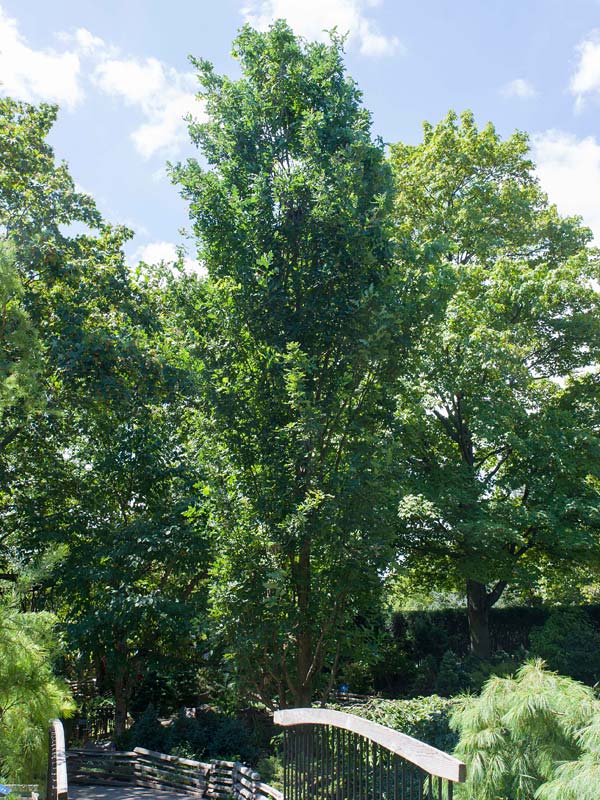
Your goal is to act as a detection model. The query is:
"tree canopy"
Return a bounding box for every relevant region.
[390,111,600,656]
[0,28,599,797]
[172,21,400,705]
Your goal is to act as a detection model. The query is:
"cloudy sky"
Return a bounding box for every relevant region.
[3,0,600,265]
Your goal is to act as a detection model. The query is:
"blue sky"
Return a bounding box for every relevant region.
[2,0,600,267]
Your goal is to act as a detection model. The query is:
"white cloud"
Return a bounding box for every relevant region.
[570,31,600,107]
[533,130,600,243]
[93,56,204,158]
[0,2,203,158]
[94,57,165,105]
[241,0,401,57]
[72,28,106,54]
[133,240,207,276]
[57,27,107,55]
[501,78,536,98]
[0,6,83,108]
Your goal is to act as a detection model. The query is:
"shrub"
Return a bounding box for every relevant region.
[328,695,458,753]
[530,608,600,685]
[123,706,261,764]
[208,714,259,762]
[461,649,527,693]
[452,659,600,800]
[117,704,167,752]
[377,605,600,696]
[256,755,283,790]
[167,709,210,758]
[434,651,466,697]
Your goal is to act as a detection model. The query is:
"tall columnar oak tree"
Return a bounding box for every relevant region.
[390,111,600,657]
[173,23,399,706]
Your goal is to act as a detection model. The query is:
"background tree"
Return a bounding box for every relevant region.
[173,22,400,706]
[0,241,44,425]
[0,98,210,728]
[0,240,44,579]
[390,111,600,657]
[0,97,132,574]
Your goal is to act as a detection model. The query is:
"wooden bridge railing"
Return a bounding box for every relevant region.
[274,708,466,800]
[66,743,282,800]
[52,707,464,800]
[47,720,69,800]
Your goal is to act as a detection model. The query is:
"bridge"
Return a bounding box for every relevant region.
[48,709,466,800]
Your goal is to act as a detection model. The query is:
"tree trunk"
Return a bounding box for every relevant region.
[467,580,491,659]
[295,537,313,706]
[466,579,508,658]
[114,673,129,736]
[113,642,131,737]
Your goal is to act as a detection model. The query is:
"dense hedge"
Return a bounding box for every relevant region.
[359,604,600,697]
[391,603,600,654]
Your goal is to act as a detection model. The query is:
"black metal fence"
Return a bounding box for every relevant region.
[275,709,465,800]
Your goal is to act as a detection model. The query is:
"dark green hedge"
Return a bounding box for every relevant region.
[391,604,600,657]
[360,604,600,697]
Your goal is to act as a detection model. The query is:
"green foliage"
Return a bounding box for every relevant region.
[0,241,44,423]
[3,26,600,783]
[435,651,465,697]
[256,755,284,789]
[329,696,457,753]
[390,110,600,655]
[451,660,600,800]
[122,706,261,762]
[530,608,600,685]
[537,716,600,800]
[173,21,399,705]
[0,601,74,784]
[0,96,210,732]
[118,704,167,753]
[364,606,555,697]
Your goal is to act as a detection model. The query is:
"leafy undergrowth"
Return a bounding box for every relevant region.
[327,695,458,753]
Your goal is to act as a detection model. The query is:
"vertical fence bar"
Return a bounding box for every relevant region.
[285,729,289,800]
[333,728,342,800]
[345,730,351,800]
[359,734,364,800]
[386,749,391,800]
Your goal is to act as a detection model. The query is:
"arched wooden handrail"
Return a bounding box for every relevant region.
[274,707,466,784]
[48,719,69,800]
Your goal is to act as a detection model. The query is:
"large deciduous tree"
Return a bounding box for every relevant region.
[0,98,210,728]
[390,111,600,657]
[173,22,399,706]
